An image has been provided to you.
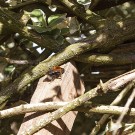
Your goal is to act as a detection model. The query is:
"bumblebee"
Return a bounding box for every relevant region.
[44,66,64,82]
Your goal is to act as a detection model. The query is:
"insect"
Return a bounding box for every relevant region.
[44,66,65,82]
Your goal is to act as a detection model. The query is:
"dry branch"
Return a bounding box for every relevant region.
[2,102,135,119]
[113,88,135,134]
[90,80,135,135]
[75,53,135,66]
[19,69,135,135]
[58,0,104,28]
[0,56,32,65]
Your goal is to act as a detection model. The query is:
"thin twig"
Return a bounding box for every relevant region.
[90,81,134,135]
[0,56,31,65]
[113,88,135,135]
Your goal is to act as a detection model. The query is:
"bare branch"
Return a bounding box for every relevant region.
[2,101,135,119]
[90,81,134,135]
[58,0,105,28]
[19,70,135,135]
[75,53,135,66]
[0,56,31,65]
[113,88,135,135]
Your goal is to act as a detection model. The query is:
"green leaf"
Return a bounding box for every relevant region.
[24,9,47,27]
[4,65,15,74]
[27,24,52,33]
[77,0,91,5]
[48,13,67,28]
[61,28,69,35]
[50,29,61,39]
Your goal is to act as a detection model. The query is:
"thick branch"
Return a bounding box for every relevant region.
[58,0,105,28]
[75,53,135,66]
